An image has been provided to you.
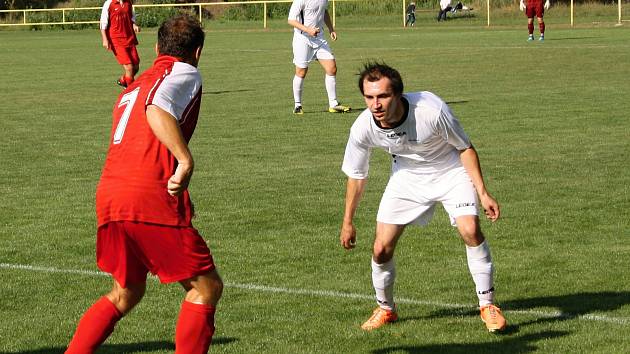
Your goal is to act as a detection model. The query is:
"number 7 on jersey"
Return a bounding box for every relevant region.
[113,88,140,144]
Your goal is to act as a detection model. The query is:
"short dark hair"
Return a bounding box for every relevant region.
[157,14,205,61]
[358,62,404,97]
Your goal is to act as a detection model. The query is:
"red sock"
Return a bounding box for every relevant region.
[65,296,122,354]
[539,22,545,35]
[528,23,534,34]
[175,301,216,354]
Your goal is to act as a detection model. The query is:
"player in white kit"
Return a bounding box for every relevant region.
[288,0,351,115]
[340,62,507,332]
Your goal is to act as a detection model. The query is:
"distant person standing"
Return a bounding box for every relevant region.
[405,2,416,27]
[288,0,351,115]
[100,0,140,87]
[437,0,453,21]
[520,0,550,41]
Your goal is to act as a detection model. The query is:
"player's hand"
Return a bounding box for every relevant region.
[133,23,140,33]
[330,31,337,41]
[340,223,357,250]
[519,0,526,11]
[167,163,193,196]
[544,0,550,10]
[102,39,110,50]
[306,26,320,37]
[479,193,500,222]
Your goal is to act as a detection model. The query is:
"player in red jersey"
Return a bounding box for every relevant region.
[100,0,140,87]
[66,14,223,354]
[520,0,550,41]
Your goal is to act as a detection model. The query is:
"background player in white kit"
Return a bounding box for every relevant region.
[288,0,351,115]
[339,62,507,332]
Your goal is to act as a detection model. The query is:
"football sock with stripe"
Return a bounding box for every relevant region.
[65,296,122,354]
[371,258,396,311]
[325,74,338,108]
[293,75,304,108]
[175,301,216,354]
[466,240,495,306]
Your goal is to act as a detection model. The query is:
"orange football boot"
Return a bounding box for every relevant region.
[361,307,398,331]
[480,304,507,332]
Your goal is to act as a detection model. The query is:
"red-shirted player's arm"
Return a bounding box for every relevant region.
[146,104,194,196]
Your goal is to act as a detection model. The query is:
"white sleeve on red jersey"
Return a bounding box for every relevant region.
[100,0,112,30]
[149,62,202,122]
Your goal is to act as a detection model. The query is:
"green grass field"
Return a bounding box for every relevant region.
[1,15,629,353]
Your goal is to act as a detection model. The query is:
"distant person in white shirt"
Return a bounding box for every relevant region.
[339,62,507,333]
[287,0,351,115]
[437,0,453,21]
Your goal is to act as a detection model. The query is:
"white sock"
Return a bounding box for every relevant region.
[325,74,338,107]
[371,258,396,311]
[293,75,304,107]
[466,240,495,306]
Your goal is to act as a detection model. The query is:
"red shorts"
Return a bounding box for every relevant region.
[111,45,139,66]
[96,221,215,288]
[526,2,544,18]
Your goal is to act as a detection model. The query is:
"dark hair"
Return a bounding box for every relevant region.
[157,14,205,62]
[358,62,404,97]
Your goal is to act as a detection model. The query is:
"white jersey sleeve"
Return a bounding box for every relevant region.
[288,0,306,22]
[149,62,202,121]
[99,0,112,30]
[342,111,374,179]
[435,100,471,150]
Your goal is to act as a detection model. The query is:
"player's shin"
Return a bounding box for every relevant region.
[325,74,338,107]
[175,301,216,354]
[293,75,304,107]
[465,240,495,306]
[371,258,396,311]
[66,296,122,354]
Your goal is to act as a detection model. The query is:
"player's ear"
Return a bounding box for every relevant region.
[195,46,203,61]
[154,43,159,55]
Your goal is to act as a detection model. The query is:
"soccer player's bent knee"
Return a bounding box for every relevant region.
[295,67,308,78]
[107,288,144,314]
[458,222,483,246]
[372,244,395,263]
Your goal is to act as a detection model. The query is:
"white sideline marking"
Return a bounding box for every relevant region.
[1,263,629,325]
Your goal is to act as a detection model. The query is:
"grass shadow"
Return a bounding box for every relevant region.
[2,337,237,354]
[371,330,568,354]
[421,291,630,329]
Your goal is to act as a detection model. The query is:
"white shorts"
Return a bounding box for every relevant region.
[292,33,335,69]
[376,167,479,227]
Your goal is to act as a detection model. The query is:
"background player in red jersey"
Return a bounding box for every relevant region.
[520,0,550,41]
[100,0,140,87]
[66,14,223,354]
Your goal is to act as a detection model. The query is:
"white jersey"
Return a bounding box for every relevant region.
[342,91,471,179]
[288,0,328,39]
[440,0,452,10]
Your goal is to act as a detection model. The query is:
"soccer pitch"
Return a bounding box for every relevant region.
[1,21,629,353]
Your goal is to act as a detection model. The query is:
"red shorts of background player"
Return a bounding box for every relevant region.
[111,45,140,66]
[526,2,544,18]
[96,221,215,288]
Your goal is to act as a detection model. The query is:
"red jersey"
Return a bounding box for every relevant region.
[100,0,138,47]
[96,55,203,227]
[526,0,543,6]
